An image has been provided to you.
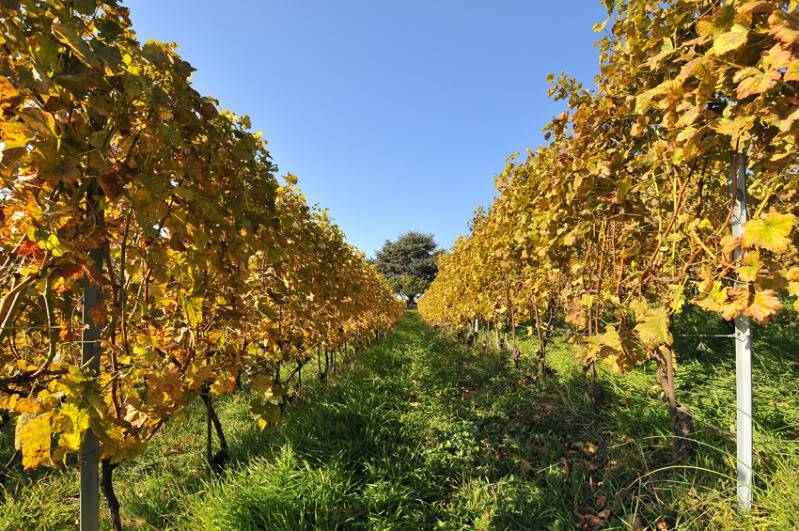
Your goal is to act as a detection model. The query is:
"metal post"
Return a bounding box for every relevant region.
[731,151,752,511]
[80,181,103,531]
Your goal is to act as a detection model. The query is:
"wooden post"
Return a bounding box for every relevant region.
[731,151,752,512]
[80,181,103,531]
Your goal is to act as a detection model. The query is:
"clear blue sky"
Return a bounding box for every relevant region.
[126,1,607,256]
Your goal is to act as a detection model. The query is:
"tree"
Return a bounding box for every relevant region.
[375,232,438,306]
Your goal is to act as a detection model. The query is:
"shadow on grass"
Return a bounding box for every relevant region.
[183,315,706,529]
[1,311,797,530]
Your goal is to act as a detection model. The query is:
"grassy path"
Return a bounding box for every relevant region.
[183,312,547,529]
[1,312,798,529]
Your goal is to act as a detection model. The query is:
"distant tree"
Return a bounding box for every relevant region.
[374,232,438,306]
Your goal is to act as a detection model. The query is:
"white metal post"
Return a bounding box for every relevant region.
[731,151,753,511]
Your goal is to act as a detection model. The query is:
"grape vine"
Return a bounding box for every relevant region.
[0,0,403,527]
[420,0,799,461]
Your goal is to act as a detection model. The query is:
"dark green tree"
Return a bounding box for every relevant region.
[374,232,438,306]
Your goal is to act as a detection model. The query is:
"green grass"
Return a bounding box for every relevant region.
[0,311,797,529]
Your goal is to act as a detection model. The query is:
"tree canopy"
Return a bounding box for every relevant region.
[374,232,438,306]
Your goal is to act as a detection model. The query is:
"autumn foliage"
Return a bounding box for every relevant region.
[420,0,799,458]
[0,0,403,478]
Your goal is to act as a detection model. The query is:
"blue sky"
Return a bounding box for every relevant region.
[126,1,607,256]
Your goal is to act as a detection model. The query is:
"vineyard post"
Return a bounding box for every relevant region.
[80,181,104,531]
[297,362,302,391]
[731,151,752,511]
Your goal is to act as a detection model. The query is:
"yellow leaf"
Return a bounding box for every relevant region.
[737,251,762,282]
[0,76,19,101]
[516,457,533,473]
[713,24,748,55]
[17,413,52,469]
[635,82,670,114]
[770,21,799,47]
[785,60,799,82]
[53,402,90,452]
[720,287,749,321]
[51,22,100,68]
[124,403,148,429]
[14,397,42,414]
[42,232,68,257]
[634,306,672,347]
[756,271,787,292]
[714,115,754,138]
[251,373,273,394]
[598,326,623,351]
[21,108,56,137]
[735,69,780,99]
[185,363,214,390]
[669,284,686,313]
[183,296,204,327]
[250,401,281,430]
[742,212,797,252]
[0,121,30,149]
[746,289,782,323]
[210,374,236,395]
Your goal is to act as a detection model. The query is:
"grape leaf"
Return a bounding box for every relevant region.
[745,289,782,323]
[16,413,52,470]
[713,24,749,55]
[742,212,797,252]
[634,306,672,347]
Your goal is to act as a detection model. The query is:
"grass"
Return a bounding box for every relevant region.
[0,310,797,529]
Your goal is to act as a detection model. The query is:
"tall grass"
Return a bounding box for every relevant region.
[0,311,796,529]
